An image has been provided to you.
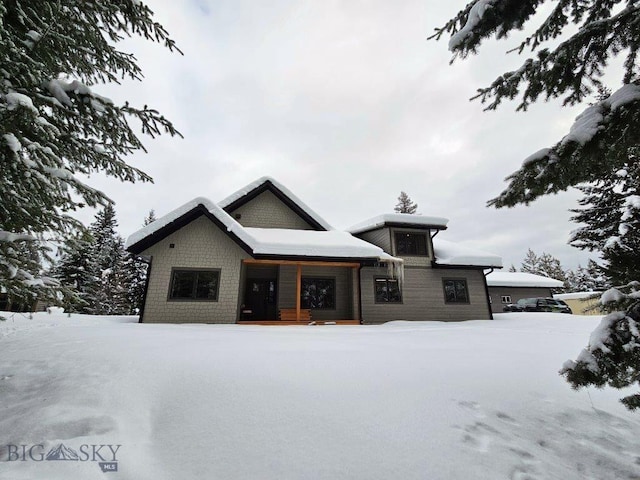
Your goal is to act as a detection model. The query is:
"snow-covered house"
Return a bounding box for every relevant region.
[486,271,564,314]
[126,177,502,324]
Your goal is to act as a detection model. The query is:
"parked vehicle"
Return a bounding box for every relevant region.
[503,298,572,314]
[502,299,528,312]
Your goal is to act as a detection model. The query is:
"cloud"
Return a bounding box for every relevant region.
[77,0,605,272]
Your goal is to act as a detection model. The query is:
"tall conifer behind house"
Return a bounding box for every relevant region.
[395,192,418,214]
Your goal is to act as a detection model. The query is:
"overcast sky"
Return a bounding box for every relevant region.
[80,0,614,271]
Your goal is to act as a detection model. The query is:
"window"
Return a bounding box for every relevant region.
[169,269,220,301]
[374,278,402,303]
[501,295,512,304]
[443,279,469,304]
[395,232,428,256]
[301,278,335,309]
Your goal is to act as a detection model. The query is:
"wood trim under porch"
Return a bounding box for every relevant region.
[239,259,361,324]
[239,320,361,326]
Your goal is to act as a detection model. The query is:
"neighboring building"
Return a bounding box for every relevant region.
[486,271,564,314]
[126,177,502,324]
[554,292,603,315]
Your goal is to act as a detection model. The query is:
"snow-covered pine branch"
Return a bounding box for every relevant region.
[561,283,640,410]
[0,1,181,307]
[488,82,640,208]
[433,1,640,408]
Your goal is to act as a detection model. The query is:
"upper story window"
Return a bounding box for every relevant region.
[169,269,220,301]
[394,232,428,256]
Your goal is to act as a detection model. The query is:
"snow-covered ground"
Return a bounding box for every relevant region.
[1,311,639,480]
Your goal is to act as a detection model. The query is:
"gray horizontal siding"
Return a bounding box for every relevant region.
[357,228,392,253]
[361,266,491,323]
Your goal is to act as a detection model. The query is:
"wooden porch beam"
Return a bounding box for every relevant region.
[296,264,301,322]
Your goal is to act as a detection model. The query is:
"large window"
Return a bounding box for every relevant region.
[169,269,220,301]
[395,232,428,256]
[301,277,335,309]
[443,279,469,304]
[374,278,402,303]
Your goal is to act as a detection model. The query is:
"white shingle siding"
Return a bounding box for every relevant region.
[141,216,249,323]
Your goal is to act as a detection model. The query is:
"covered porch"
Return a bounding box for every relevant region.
[237,259,362,325]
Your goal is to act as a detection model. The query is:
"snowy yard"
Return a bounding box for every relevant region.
[1,312,639,480]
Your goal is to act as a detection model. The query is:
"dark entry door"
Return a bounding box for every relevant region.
[244,279,277,320]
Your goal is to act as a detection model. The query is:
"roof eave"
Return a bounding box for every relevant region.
[126,205,254,257]
[432,261,503,270]
[353,222,448,235]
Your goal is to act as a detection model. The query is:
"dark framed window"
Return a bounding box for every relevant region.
[374,278,402,303]
[301,277,335,309]
[501,295,512,304]
[169,269,220,301]
[395,232,427,256]
[443,279,469,304]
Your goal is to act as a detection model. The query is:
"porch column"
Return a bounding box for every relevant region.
[296,263,302,322]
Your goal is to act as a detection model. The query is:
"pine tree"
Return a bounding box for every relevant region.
[395,192,418,214]
[519,249,539,275]
[0,2,181,313]
[52,232,98,312]
[570,153,640,287]
[565,262,610,293]
[519,249,566,293]
[144,209,157,226]
[88,204,128,315]
[120,209,154,315]
[433,1,640,409]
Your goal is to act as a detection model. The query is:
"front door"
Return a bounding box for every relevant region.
[243,279,277,320]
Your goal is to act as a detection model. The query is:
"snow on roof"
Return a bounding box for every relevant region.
[348,213,449,234]
[244,227,399,261]
[217,176,334,231]
[486,272,563,288]
[125,197,400,263]
[433,239,502,268]
[124,197,239,249]
[554,292,601,301]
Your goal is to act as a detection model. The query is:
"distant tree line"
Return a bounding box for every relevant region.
[509,249,609,294]
[50,206,155,315]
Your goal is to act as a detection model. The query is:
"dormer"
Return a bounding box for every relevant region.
[348,213,449,266]
[218,177,333,231]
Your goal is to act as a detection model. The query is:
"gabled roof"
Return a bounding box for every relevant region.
[218,176,334,231]
[125,196,400,264]
[432,238,502,269]
[125,197,249,254]
[486,271,563,288]
[348,213,449,235]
